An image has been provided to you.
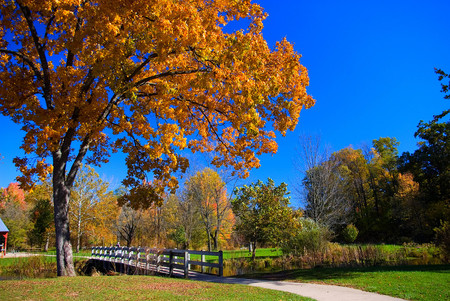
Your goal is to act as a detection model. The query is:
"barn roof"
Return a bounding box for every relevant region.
[0,218,9,233]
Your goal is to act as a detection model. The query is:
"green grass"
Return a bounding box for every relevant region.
[223,248,283,259]
[245,264,450,301]
[0,275,314,301]
[32,249,92,257]
[190,248,283,262]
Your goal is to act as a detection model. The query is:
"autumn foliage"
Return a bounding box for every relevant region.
[0,0,313,275]
[0,0,313,194]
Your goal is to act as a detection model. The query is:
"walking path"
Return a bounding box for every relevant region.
[187,272,406,301]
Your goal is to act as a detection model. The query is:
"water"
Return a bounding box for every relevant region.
[219,256,445,276]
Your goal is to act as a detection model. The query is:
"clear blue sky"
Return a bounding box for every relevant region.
[0,0,449,207]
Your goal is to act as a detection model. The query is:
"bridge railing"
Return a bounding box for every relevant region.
[91,246,223,278]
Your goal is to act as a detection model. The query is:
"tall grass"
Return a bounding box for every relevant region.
[224,243,442,276]
[0,255,90,279]
[0,256,57,278]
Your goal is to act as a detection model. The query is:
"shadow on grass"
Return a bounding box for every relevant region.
[238,264,450,281]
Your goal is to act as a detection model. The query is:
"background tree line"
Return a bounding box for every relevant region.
[298,73,449,243]
[0,166,237,252]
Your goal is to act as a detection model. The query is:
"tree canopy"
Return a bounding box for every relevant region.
[0,0,313,275]
[232,178,297,259]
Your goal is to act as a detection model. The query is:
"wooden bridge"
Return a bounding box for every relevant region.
[91,246,223,279]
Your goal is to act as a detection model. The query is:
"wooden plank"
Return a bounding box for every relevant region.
[188,260,220,268]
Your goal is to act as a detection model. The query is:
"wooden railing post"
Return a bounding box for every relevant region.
[201,251,205,274]
[184,251,189,279]
[157,251,161,273]
[218,250,223,277]
[188,252,191,271]
[169,250,174,277]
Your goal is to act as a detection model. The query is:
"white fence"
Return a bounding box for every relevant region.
[91,246,223,278]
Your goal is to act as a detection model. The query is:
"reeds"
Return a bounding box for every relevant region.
[223,243,440,276]
[1,256,57,279]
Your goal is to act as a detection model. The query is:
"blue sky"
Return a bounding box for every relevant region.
[0,0,449,207]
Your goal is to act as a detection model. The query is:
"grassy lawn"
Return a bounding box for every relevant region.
[245,264,450,301]
[189,248,283,262]
[31,249,92,257]
[223,248,283,259]
[0,275,313,301]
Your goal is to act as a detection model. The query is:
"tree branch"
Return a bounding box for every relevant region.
[66,134,91,188]
[66,16,83,67]
[16,0,53,110]
[42,12,56,48]
[197,106,230,152]
[0,49,42,81]
[176,95,228,117]
[134,68,209,88]
[125,53,158,82]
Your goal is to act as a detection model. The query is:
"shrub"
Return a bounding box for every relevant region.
[282,218,330,256]
[342,224,359,243]
[434,220,450,262]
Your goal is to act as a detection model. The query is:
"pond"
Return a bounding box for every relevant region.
[218,256,445,277]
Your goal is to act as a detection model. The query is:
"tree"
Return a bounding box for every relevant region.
[87,192,118,247]
[295,135,350,230]
[183,168,233,251]
[0,1,313,275]
[141,193,180,247]
[178,190,205,250]
[115,204,142,248]
[331,141,405,242]
[0,183,31,250]
[0,183,26,212]
[69,165,113,252]
[282,217,329,257]
[232,178,297,260]
[28,198,53,250]
[399,71,449,241]
[169,226,187,249]
[25,179,54,251]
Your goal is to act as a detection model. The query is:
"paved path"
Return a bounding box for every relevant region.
[187,272,406,301]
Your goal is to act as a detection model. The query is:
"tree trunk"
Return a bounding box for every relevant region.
[44,233,49,252]
[212,230,218,250]
[76,207,81,253]
[251,242,256,261]
[53,172,76,276]
[206,229,212,252]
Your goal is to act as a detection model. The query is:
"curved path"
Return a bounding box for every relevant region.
[188,272,406,301]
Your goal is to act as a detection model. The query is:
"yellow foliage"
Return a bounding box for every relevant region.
[0,0,314,200]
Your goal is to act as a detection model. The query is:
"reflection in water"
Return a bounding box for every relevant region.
[218,256,444,277]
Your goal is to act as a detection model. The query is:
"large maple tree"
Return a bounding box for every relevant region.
[0,0,314,275]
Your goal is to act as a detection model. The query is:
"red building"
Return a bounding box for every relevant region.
[0,217,9,257]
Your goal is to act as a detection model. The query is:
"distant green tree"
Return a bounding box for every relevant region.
[282,217,330,256]
[169,226,187,249]
[399,70,449,241]
[342,224,359,243]
[232,178,297,260]
[365,137,402,240]
[28,199,53,250]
